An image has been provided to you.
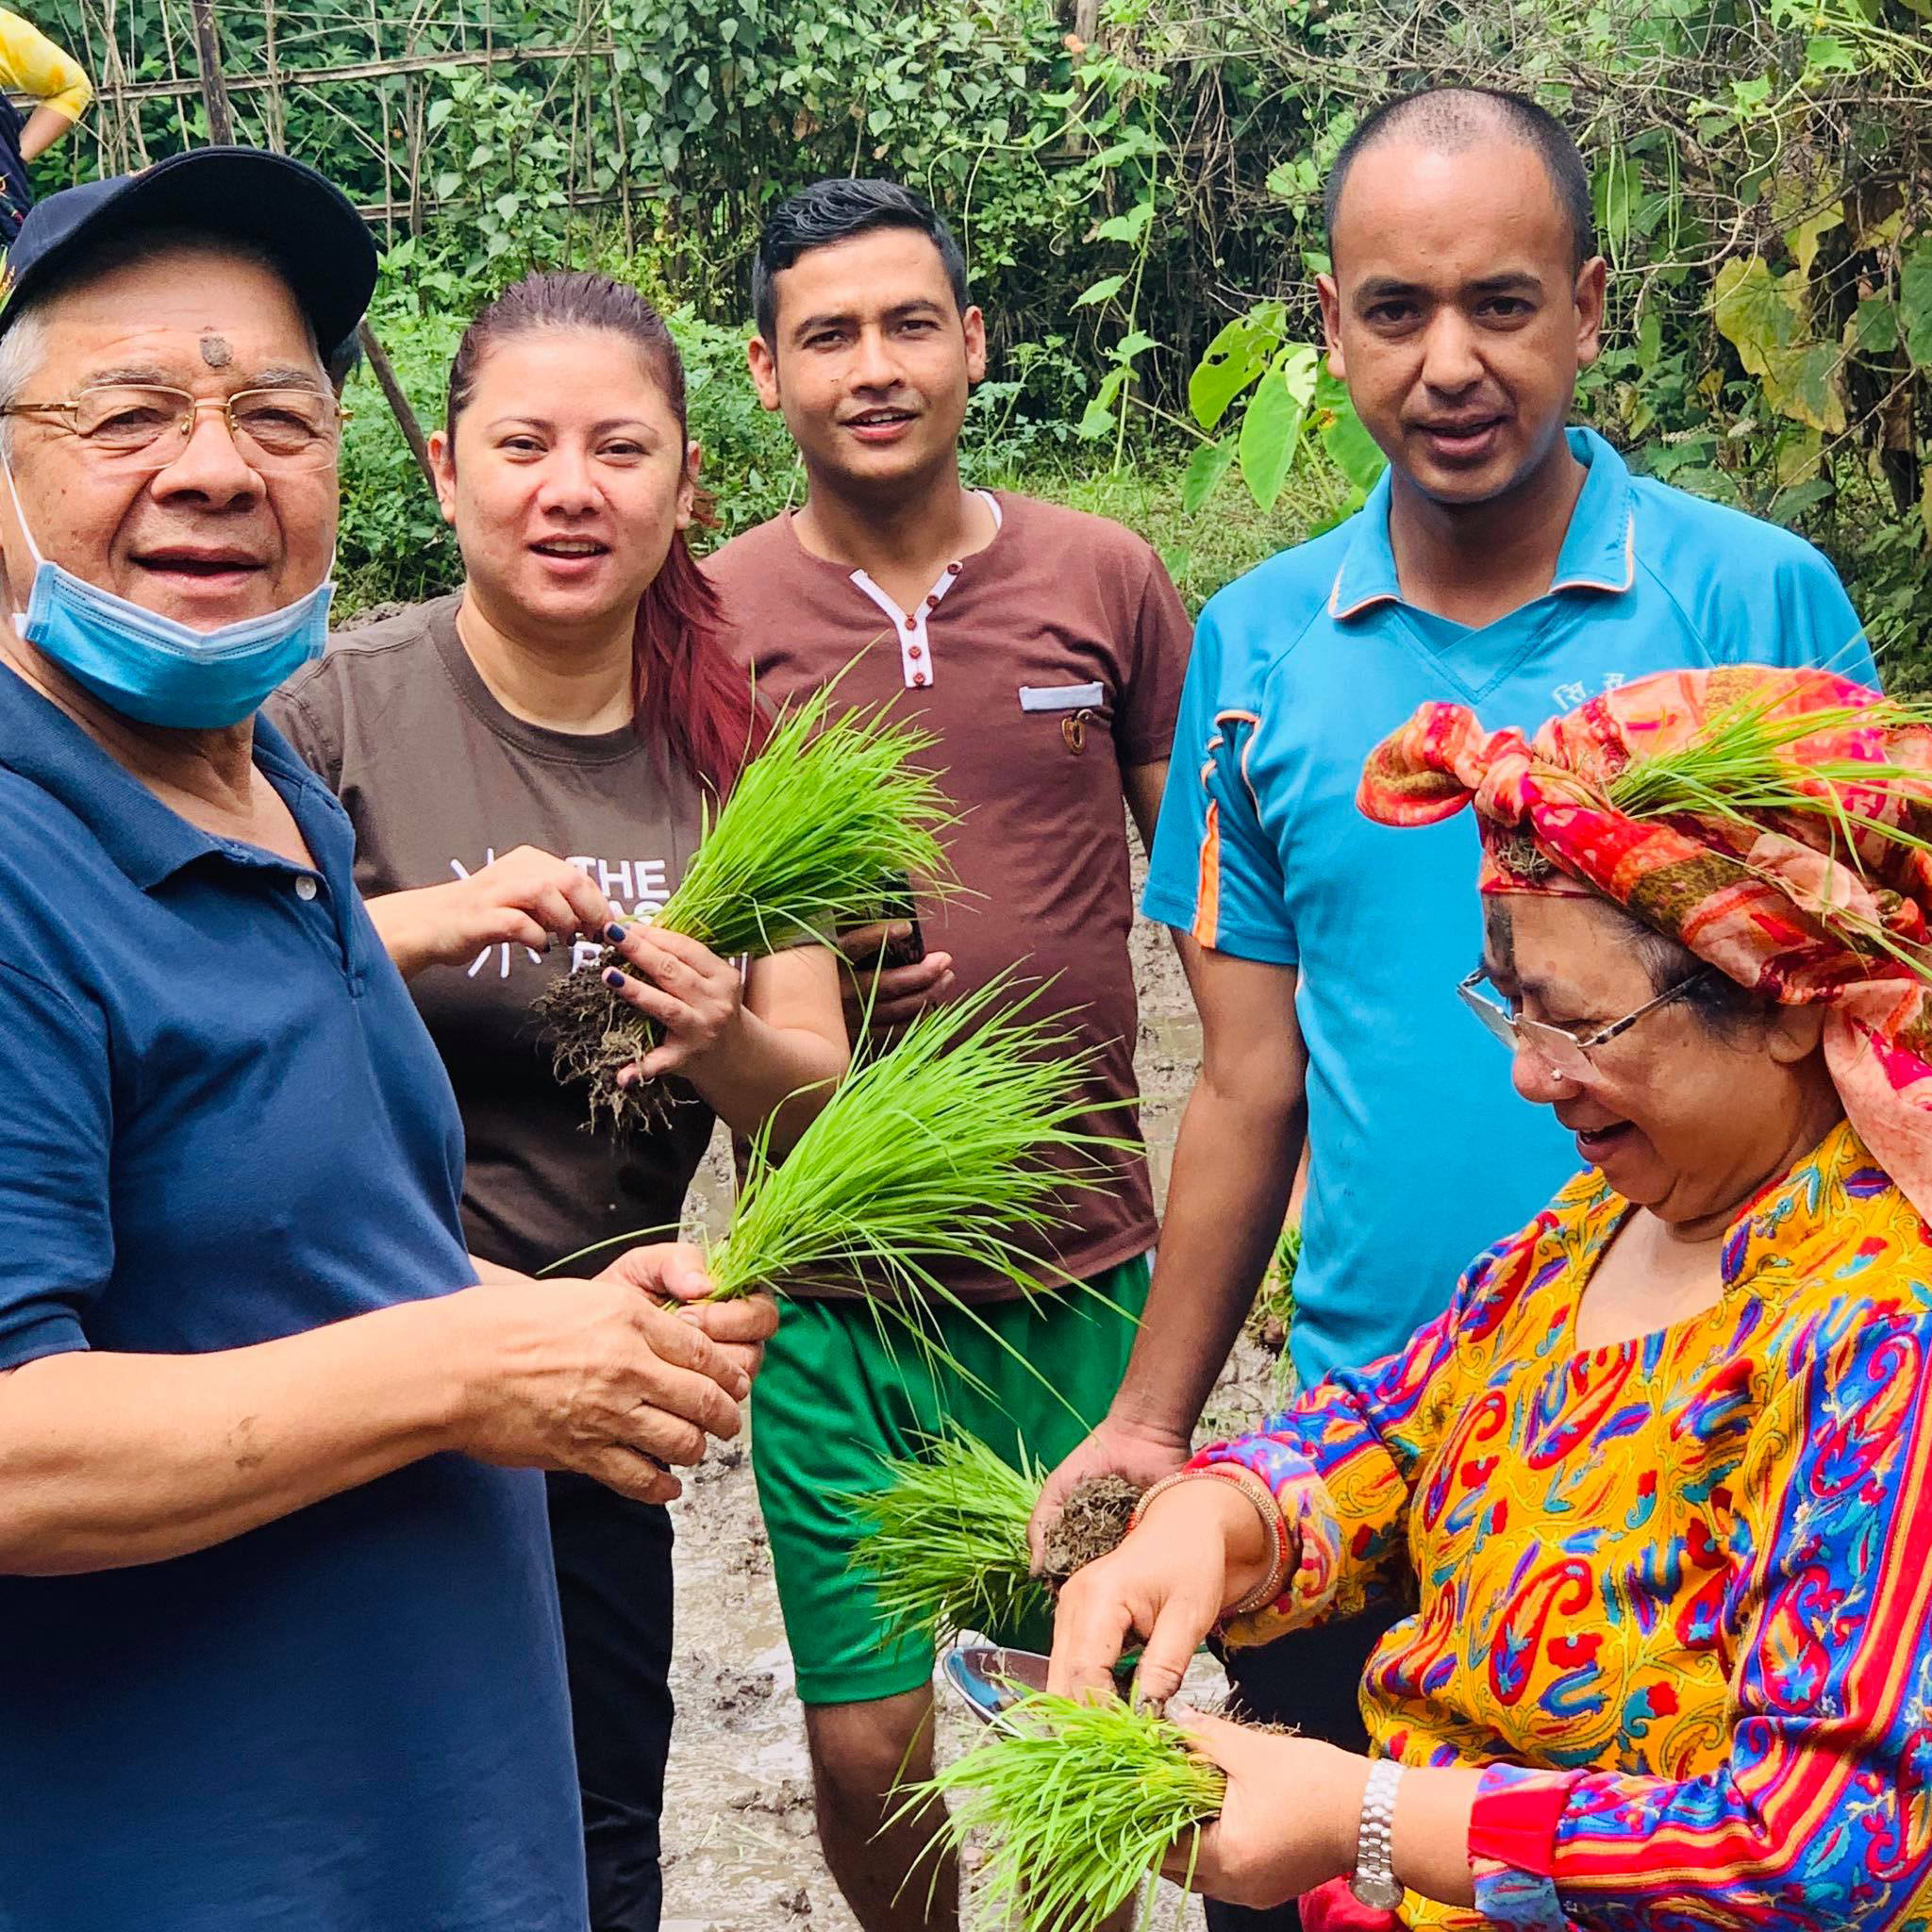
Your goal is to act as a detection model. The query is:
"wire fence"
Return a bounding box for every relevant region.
[40,0,633,244]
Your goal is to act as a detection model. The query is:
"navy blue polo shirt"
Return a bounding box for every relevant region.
[0,672,585,1931]
[1145,428,1875,1384]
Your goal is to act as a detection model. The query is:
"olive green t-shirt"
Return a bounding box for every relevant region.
[268,594,713,1277]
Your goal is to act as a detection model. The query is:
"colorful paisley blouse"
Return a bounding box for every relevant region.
[1199,1121,1932,1930]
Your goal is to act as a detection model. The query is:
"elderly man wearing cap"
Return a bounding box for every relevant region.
[0,148,774,1932]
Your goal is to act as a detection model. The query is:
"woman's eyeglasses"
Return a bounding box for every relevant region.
[0,383,346,472]
[1457,963,1713,1084]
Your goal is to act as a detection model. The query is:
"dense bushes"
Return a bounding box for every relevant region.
[37,0,1932,656]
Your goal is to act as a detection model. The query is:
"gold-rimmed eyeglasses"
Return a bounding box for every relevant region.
[1457,963,1714,1084]
[0,383,347,471]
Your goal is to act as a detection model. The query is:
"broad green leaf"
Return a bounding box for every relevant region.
[1189,314,1270,430]
[1712,256,1844,432]
[1181,438,1236,515]
[1774,425,1823,488]
[1783,202,1842,279]
[1804,33,1860,74]
[1769,476,1834,526]
[1855,296,1900,355]
[1902,237,1932,372]
[1321,397,1387,493]
[1112,329,1157,364]
[1264,156,1318,203]
[1637,306,1662,373]
[426,97,454,131]
[1093,200,1155,246]
[1276,341,1321,410]
[1922,462,1932,545]
[1073,274,1125,309]
[1076,365,1128,441]
[1239,346,1318,511]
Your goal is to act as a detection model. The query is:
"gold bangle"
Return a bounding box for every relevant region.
[1129,1465,1295,1620]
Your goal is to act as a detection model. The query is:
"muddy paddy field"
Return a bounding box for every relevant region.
[662,858,1277,1929]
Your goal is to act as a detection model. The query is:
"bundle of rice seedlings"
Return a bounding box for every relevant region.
[554,974,1133,1404]
[849,1429,1143,1645]
[703,973,1117,1316]
[850,1429,1050,1646]
[908,1690,1226,1932]
[537,686,958,1132]
[1604,687,1932,974]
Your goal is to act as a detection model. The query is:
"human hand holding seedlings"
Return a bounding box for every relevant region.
[1157,1709,1367,1909]
[594,1239,778,1385]
[1048,1478,1274,1705]
[450,1248,754,1506]
[1026,1414,1190,1572]
[367,844,611,980]
[835,922,955,1035]
[600,922,751,1082]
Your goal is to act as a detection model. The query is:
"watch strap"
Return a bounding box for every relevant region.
[1349,1757,1405,1910]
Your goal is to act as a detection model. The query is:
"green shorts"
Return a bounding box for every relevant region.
[749,1254,1151,1707]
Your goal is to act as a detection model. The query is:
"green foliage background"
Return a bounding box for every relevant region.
[32,0,1932,658]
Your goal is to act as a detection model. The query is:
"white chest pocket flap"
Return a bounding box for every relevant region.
[1018,682,1105,713]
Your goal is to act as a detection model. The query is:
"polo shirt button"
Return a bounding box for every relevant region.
[908,643,924,660]
[294,875,318,901]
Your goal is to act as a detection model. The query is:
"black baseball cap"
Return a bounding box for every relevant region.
[0,146,377,358]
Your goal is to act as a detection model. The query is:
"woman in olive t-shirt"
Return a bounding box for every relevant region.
[271,273,846,1932]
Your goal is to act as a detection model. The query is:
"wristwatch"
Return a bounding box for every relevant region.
[1349,1757,1405,1911]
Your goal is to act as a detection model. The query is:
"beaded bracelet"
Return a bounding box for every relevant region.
[1130,1463,1296,1619]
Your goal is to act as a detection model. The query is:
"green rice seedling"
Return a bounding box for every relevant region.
[537,684,959,1131]
[849,1428,1049,1646]
[906,1690,1225,1932]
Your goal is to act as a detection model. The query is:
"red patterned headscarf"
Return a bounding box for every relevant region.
[1358,666,1932,1221]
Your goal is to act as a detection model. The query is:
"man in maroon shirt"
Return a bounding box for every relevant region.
[706,179,1191,1932]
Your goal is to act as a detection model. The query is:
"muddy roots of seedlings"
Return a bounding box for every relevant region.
[1041,1474,1142,1588]
[532,947,678,1137]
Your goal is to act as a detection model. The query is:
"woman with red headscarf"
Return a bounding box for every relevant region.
[1049,665,1932,1931]
[270,272,846,1932]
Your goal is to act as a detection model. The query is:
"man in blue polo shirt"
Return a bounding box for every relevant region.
[0,150,770,1932]
[1035,85,1872,1932]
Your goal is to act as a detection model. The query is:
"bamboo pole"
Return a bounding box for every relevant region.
[355,322,438,495]
[87,43,616,108]
[188,0,235,144]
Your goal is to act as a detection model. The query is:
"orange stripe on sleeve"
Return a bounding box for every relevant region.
[1192,800,1221,947]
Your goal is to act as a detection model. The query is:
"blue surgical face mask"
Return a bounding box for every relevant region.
[3,452,332,730]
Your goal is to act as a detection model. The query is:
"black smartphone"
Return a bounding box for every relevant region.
[841,878,925,972]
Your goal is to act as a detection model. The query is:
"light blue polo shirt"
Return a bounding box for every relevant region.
[1143,427,1874,1385]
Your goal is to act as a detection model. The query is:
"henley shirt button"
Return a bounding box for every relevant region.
[294,875,319,901]
[925,595,939,608]
[908,643,924,660]
[912,673,929,687]
[945,561,961,575]
[904,616,917,631]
